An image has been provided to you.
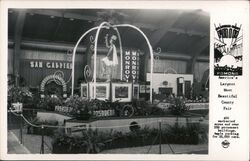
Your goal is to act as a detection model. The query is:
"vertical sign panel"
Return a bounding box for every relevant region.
[123,49,140,83]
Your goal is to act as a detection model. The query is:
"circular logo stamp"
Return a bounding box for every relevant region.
[221,140,230,148]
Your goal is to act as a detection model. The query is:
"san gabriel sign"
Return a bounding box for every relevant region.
[30,60,72,70]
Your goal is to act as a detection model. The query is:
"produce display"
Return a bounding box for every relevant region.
[8,85,204,120]
[35,94,191,120]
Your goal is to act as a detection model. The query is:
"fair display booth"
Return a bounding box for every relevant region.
[72,21,154,103]
[62,21,208,135]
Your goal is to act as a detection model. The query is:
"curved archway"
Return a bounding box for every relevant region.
[40,75,67,98]
[71,22,154,103]
[164,67,178,74]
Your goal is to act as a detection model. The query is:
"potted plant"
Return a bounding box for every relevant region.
[8,86,33,110]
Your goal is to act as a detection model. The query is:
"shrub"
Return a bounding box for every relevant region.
[51,122,207,154]
[37,95,63,111]
[64,96,91,120]
[52,129,109,153]
[164,123,207,144]
[169,97,189,115]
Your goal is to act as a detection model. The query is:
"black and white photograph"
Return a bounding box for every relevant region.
[1,1,249,161]
[6,8,210,155]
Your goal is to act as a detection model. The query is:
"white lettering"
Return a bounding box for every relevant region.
[125,61,130,65]
[66,63,70,69]
[39,62,43,68]
[46,62,51,68]
[125,70,130,74]
[125,51,130,55]
[132,70,137,75]
[132,51,137,56]
[56,62,59,68]
[125,75,130,79]
[132,65,137,70]
[34,61,39,68]
[132,75,136,80]
[30,61,34,68]
[51,62,55,68]
[31,61,72,69]
[125,56,130,60]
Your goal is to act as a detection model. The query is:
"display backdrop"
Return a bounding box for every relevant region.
[17,50,84,88]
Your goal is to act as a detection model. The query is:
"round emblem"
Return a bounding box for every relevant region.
[221,140,230,148]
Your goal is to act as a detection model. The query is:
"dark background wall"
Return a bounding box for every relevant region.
[8,48,84,92]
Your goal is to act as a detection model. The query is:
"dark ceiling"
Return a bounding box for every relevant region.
[8,9,210,57]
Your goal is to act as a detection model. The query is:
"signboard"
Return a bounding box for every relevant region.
[55,106,73,113]
[30,60,72,70]
[11,102,23,113]
[186,103,209,110]
[156,102,171,110]
[67,124,88,135]
[123,49,140,83]
[93,110,115,117]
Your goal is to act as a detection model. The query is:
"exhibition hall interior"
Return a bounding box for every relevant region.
[8,9,209,154]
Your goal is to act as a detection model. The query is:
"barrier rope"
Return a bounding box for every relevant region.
[9,110,204,130]
[9,110,206,154]
[185,111,205,116]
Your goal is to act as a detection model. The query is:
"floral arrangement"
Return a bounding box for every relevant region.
[64,96,91,119]
[169,97,189,115]
[8,86,33,109]
[37,95,63,111]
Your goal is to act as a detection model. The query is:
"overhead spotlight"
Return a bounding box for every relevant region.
[50,15,55,19]
[88,20,92,23]
[8,10,13,13]
[70,18,74,21]
[29,13,34,16]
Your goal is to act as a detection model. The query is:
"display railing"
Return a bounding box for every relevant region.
[8,108,208,154]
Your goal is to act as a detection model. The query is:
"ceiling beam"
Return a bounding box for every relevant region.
[27,9,98,22]
[26,9,208,37]
[186,37,209,74]
[149,11,183,48]
[167,28,207,37]
[188,37,209,56]
[8,39,208,61]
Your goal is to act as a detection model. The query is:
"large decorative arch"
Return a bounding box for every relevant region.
[40,75,67,98]
[71,22,154,103]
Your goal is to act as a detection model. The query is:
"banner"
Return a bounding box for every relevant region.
[123,49,140,83]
